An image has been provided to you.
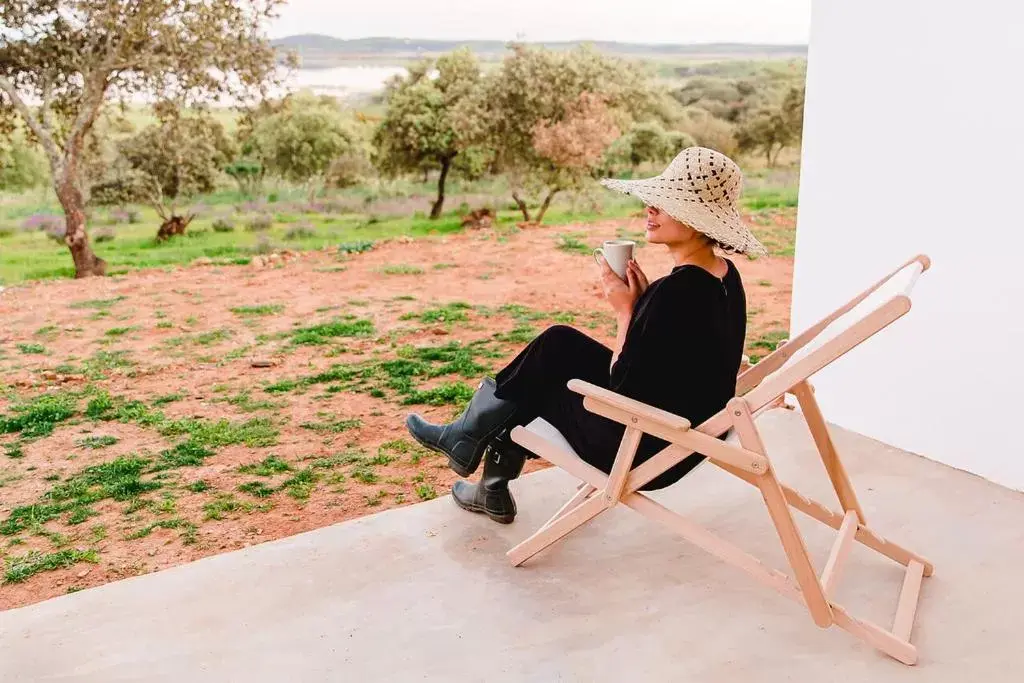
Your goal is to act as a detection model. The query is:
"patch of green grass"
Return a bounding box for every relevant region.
[432,262,457,270]
[3,548,99,584]
[350,464,378,485]
[158,417,278,449]
[202,494,250,521]
[69,296,126,310]
[82,350,135,379]
[379,264,424,276]
[154,493,177,515]
[493,304,547,322]
[337,240,375,254]
[402,382,475,407]
[238,481,277,498]
[224,390,285,412]
[369,449,397,466]
[75,435,119,450]
[364,490,386,507]
[104,326,138,338]
[237,455,293,476]
[552,311,576,324]
[67,506,98,525]
[309,451,365,469]
[50,455,160,503]
[748,329,790,362]
[556,233,592,256]
[0,502,66,535]
[414,483,437,501]
[0,454,162,536]
[186,480,211,493]
[196,329,233,346]
[265,341,493,406]
[85,391,163,426]
[150,441,214,470]
[125,517,197,542]
[742,187,798,210]
[281,468,319,500]
[494,324,536,344]
[16,343,46,355]
[300,418,362,433]
[0,391,78,438]
[34,325,59,339]
[230,304,284,317]
[152,392,186,406]
[3,442,24,459]
[402,301,472,325]
[290,317,374,345]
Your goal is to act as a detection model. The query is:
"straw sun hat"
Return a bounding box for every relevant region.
[600,146,768,257]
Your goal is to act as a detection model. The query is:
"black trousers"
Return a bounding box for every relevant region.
[494,325,704,491]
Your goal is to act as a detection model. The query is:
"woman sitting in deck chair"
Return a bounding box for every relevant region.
[406,147,768,524]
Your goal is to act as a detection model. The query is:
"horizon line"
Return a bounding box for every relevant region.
[271,33,809,49]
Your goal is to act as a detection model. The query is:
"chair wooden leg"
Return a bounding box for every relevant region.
[507,495,608,567]
[729,397,834,629]
[539,484,595,533]
[792,381,866,524]
[831,604,918,665]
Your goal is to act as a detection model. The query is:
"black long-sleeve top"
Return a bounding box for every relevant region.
[610,259,747,464]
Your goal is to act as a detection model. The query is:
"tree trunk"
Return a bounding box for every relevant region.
[156,215,194,241]
[534,188,560,224]
[55,173,106,278]
[430,157,451,219]
[511,191,531,223]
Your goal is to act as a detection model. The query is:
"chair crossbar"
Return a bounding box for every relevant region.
[820,511,858,597]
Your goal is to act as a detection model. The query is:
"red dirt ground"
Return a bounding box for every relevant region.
[0,216,793,609]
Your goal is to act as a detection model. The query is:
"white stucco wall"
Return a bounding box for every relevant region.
[791,1,1024,490]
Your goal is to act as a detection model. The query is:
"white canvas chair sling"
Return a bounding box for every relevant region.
[506,254,932,665]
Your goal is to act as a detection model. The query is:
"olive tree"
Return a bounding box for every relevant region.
[457,44,650,223]
[735,87,805,167]
[117,109,235,239]
[372,48,484,218]
[246,93,358,200]
[0,0,285,277]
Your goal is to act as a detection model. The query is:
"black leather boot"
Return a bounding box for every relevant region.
[451,429,529,524]
[405,377,519,477]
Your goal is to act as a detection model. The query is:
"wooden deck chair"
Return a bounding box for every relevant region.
[507,254,933,665]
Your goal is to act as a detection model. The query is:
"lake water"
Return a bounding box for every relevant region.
[282,66,407,97]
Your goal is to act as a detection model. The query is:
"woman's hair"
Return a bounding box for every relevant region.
[703,232,738,255]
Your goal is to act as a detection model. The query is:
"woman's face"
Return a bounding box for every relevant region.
[644,205,701,246]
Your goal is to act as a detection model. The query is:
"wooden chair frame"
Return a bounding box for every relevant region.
[507,254,933,665]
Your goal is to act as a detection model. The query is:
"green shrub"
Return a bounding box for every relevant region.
[246,214,273,232]
[212,217,236,233]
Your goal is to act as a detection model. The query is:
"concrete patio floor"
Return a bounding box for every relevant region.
[3,408,1023,682]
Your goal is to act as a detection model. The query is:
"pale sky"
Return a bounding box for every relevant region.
[270,0,812,45]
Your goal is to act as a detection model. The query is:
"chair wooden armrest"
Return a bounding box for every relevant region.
[567,379,691,432]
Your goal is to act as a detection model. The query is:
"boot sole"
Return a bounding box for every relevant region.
[451,494,515,524]
[407,425,500,478]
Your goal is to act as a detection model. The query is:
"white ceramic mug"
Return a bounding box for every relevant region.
[593,239,636,280]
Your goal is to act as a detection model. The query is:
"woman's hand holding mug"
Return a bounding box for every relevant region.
[597,252,649,318]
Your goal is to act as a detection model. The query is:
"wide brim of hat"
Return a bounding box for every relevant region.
[600,176,769,257]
